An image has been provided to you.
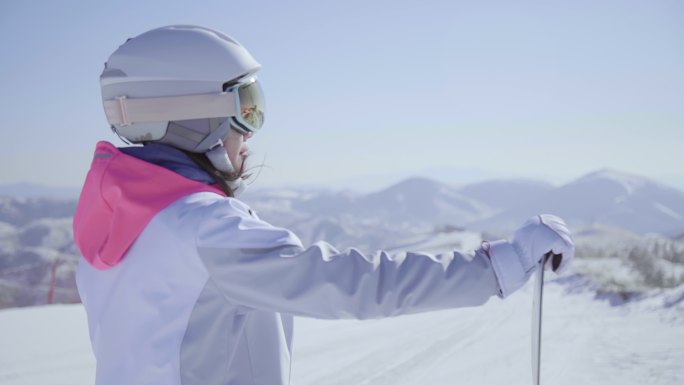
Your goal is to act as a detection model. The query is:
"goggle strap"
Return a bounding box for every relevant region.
[103,92,238,126]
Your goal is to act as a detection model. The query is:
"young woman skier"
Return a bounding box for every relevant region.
[74,25,575,385]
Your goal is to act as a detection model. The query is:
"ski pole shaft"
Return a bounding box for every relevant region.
[532,252,558,385]
[532,256,544,385]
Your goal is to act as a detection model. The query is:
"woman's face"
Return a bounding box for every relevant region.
[223,128,252,174]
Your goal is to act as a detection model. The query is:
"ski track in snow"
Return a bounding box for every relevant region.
[290,280,684,385]
[1,279,683,385]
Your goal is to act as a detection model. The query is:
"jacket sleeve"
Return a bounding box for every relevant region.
[195,198,518,319]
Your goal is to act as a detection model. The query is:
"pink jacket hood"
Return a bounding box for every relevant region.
[74,141,225,270]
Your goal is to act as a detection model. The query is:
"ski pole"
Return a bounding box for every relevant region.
[532,252,562,385]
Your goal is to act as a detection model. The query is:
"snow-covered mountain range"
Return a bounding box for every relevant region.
[244,168,684,240]
[2,168,683,240]
[470,169,684,237]
[1,168,683,308]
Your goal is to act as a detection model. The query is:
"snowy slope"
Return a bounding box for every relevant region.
[1,278,683,385]
[0,305,95,385]
[293,280,684,385]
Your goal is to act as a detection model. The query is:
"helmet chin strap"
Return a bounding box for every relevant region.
[205,143,247,197]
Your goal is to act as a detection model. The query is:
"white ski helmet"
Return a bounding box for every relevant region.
[100,25,264,191]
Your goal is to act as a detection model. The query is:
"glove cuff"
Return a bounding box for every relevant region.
[481,240,530,298]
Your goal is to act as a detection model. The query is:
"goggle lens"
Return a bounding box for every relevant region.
[235,78,265,132]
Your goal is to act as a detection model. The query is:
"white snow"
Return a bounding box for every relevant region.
[652,202,682,220]
[1,278,683,385]
[0,305,95,385]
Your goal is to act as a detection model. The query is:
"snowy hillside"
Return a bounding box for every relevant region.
[0,196,76,227]
[572,225,684,292]
[0,197,79,309]
[1,277,682,385]
[470,169,684,237]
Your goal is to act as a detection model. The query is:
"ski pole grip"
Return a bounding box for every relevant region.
[543,251,563,272]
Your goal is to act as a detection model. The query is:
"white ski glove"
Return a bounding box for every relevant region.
[483,214,575,298]
[512,214,575,274]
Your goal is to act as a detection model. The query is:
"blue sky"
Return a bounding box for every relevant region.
[1,0,682,190]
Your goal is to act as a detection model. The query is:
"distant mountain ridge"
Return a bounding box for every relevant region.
[248,168,684,238]
[2,168,684,308]
[2,168,684,238]
[0,183,80,200]
[351,177,494,226]
[470,169,684,237]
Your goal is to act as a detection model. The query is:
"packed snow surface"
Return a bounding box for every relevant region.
[1,277,682,385]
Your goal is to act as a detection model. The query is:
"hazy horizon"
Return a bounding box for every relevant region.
[2,166,683,199]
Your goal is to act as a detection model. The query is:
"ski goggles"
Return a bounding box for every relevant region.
[103,77,266,133]
[225,77,265,134]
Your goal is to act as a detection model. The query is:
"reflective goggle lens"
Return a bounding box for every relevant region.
[235,78,265,132]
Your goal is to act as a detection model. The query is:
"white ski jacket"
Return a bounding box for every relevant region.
[75,142,526,385]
